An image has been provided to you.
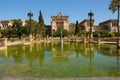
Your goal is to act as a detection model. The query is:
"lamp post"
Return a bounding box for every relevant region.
[27,11,33,41]
[117,4,120,49]
[88,11,94,43]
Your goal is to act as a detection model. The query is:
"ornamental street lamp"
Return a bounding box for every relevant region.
[27,11,33,41]
[27,11,33,36]
[88,11,94,43]
[117,4,120,49]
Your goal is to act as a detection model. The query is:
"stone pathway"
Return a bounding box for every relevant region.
[0,77,120,80]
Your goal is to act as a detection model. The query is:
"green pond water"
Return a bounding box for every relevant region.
[0,42,120,78]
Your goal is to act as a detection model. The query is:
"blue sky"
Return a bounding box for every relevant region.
[0,0,117,25]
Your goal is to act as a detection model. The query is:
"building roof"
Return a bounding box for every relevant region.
[99,19,117,25]
[80,19,94,24]
[1,20,10,23]
[51,12,68,18]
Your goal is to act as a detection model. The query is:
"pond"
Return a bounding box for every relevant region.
[0,42,120,78]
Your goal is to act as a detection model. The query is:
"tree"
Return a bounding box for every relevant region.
[53,29,68,37]
[109,0,120,13]
[75,20,80,35]
[69,23,76,27]
[12,19,23,39]
[108,31,115,37]
[25,19,38,37]
[109,0,120,47]
[100,30,109,38]
[38,10,45,37]
[93,31,100,37]
[2,27,12,38]
[78,30,87,37]
[0,32,2,38]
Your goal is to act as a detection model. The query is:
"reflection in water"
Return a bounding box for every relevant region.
[0,42,120,77]
[108,48,120,76]
[2,48,8,58]
[84,43,87,55]
[51,43,68,63]
[116,49,120,69]
[39,46,45,66]
[61,42,63,51]
[74,42,80,58]
[36,43,38,52]
[30,43,33,52]
[4,48,8,58]
[87,43,94,75]
[98,44,100,54]
[22,45,26,51]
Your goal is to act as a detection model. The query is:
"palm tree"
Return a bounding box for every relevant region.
[109,0,120,48]
[109,0,120,13]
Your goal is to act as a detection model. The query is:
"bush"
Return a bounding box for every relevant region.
[53,29,69,37]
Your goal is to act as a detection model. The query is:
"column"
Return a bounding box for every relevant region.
[98,33,100,44]
[3,38,7,48]
[83,34,86,43]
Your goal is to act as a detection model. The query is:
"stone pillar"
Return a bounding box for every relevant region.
[98,33,100,44]
[83,34,86,43]
[47,35,48,41]
[76,36,78,42]
[30,34,33,42]
[36,37,38,43]
[68,37,70,42]
[72,35,74,41]
[22,38,25,45]
[87,34,90,43]
[51,37,53,43]
[118,39,120,48]
[119,49,120,55]
[3,38,7,48]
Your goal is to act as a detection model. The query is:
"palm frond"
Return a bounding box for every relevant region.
[109,0,120,13]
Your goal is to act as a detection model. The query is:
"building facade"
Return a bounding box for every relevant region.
[51,12,69,33]
[80,19,96,32]
[0,20,26,30]
[69,25,75,32]
[99,19,118,32]
[0,20,14,29]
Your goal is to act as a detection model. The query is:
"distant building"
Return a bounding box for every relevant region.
[99,19,118,32]
[69,25,75,32]
[80,19,95,32]
[93,25,101,31]
[51,12,69,34]
[0,20,14,29]
[0,20,26,30]
[22,20,26,26]
[0,22,3,29]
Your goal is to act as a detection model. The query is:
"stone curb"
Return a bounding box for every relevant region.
[0,77,120,80]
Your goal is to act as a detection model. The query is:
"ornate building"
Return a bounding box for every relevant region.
[80,19,94,32]
[80,19,101,32]
[51,12,69,33]
[99,19,118,32]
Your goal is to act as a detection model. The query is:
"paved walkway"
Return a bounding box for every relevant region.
[0,77,120,80]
